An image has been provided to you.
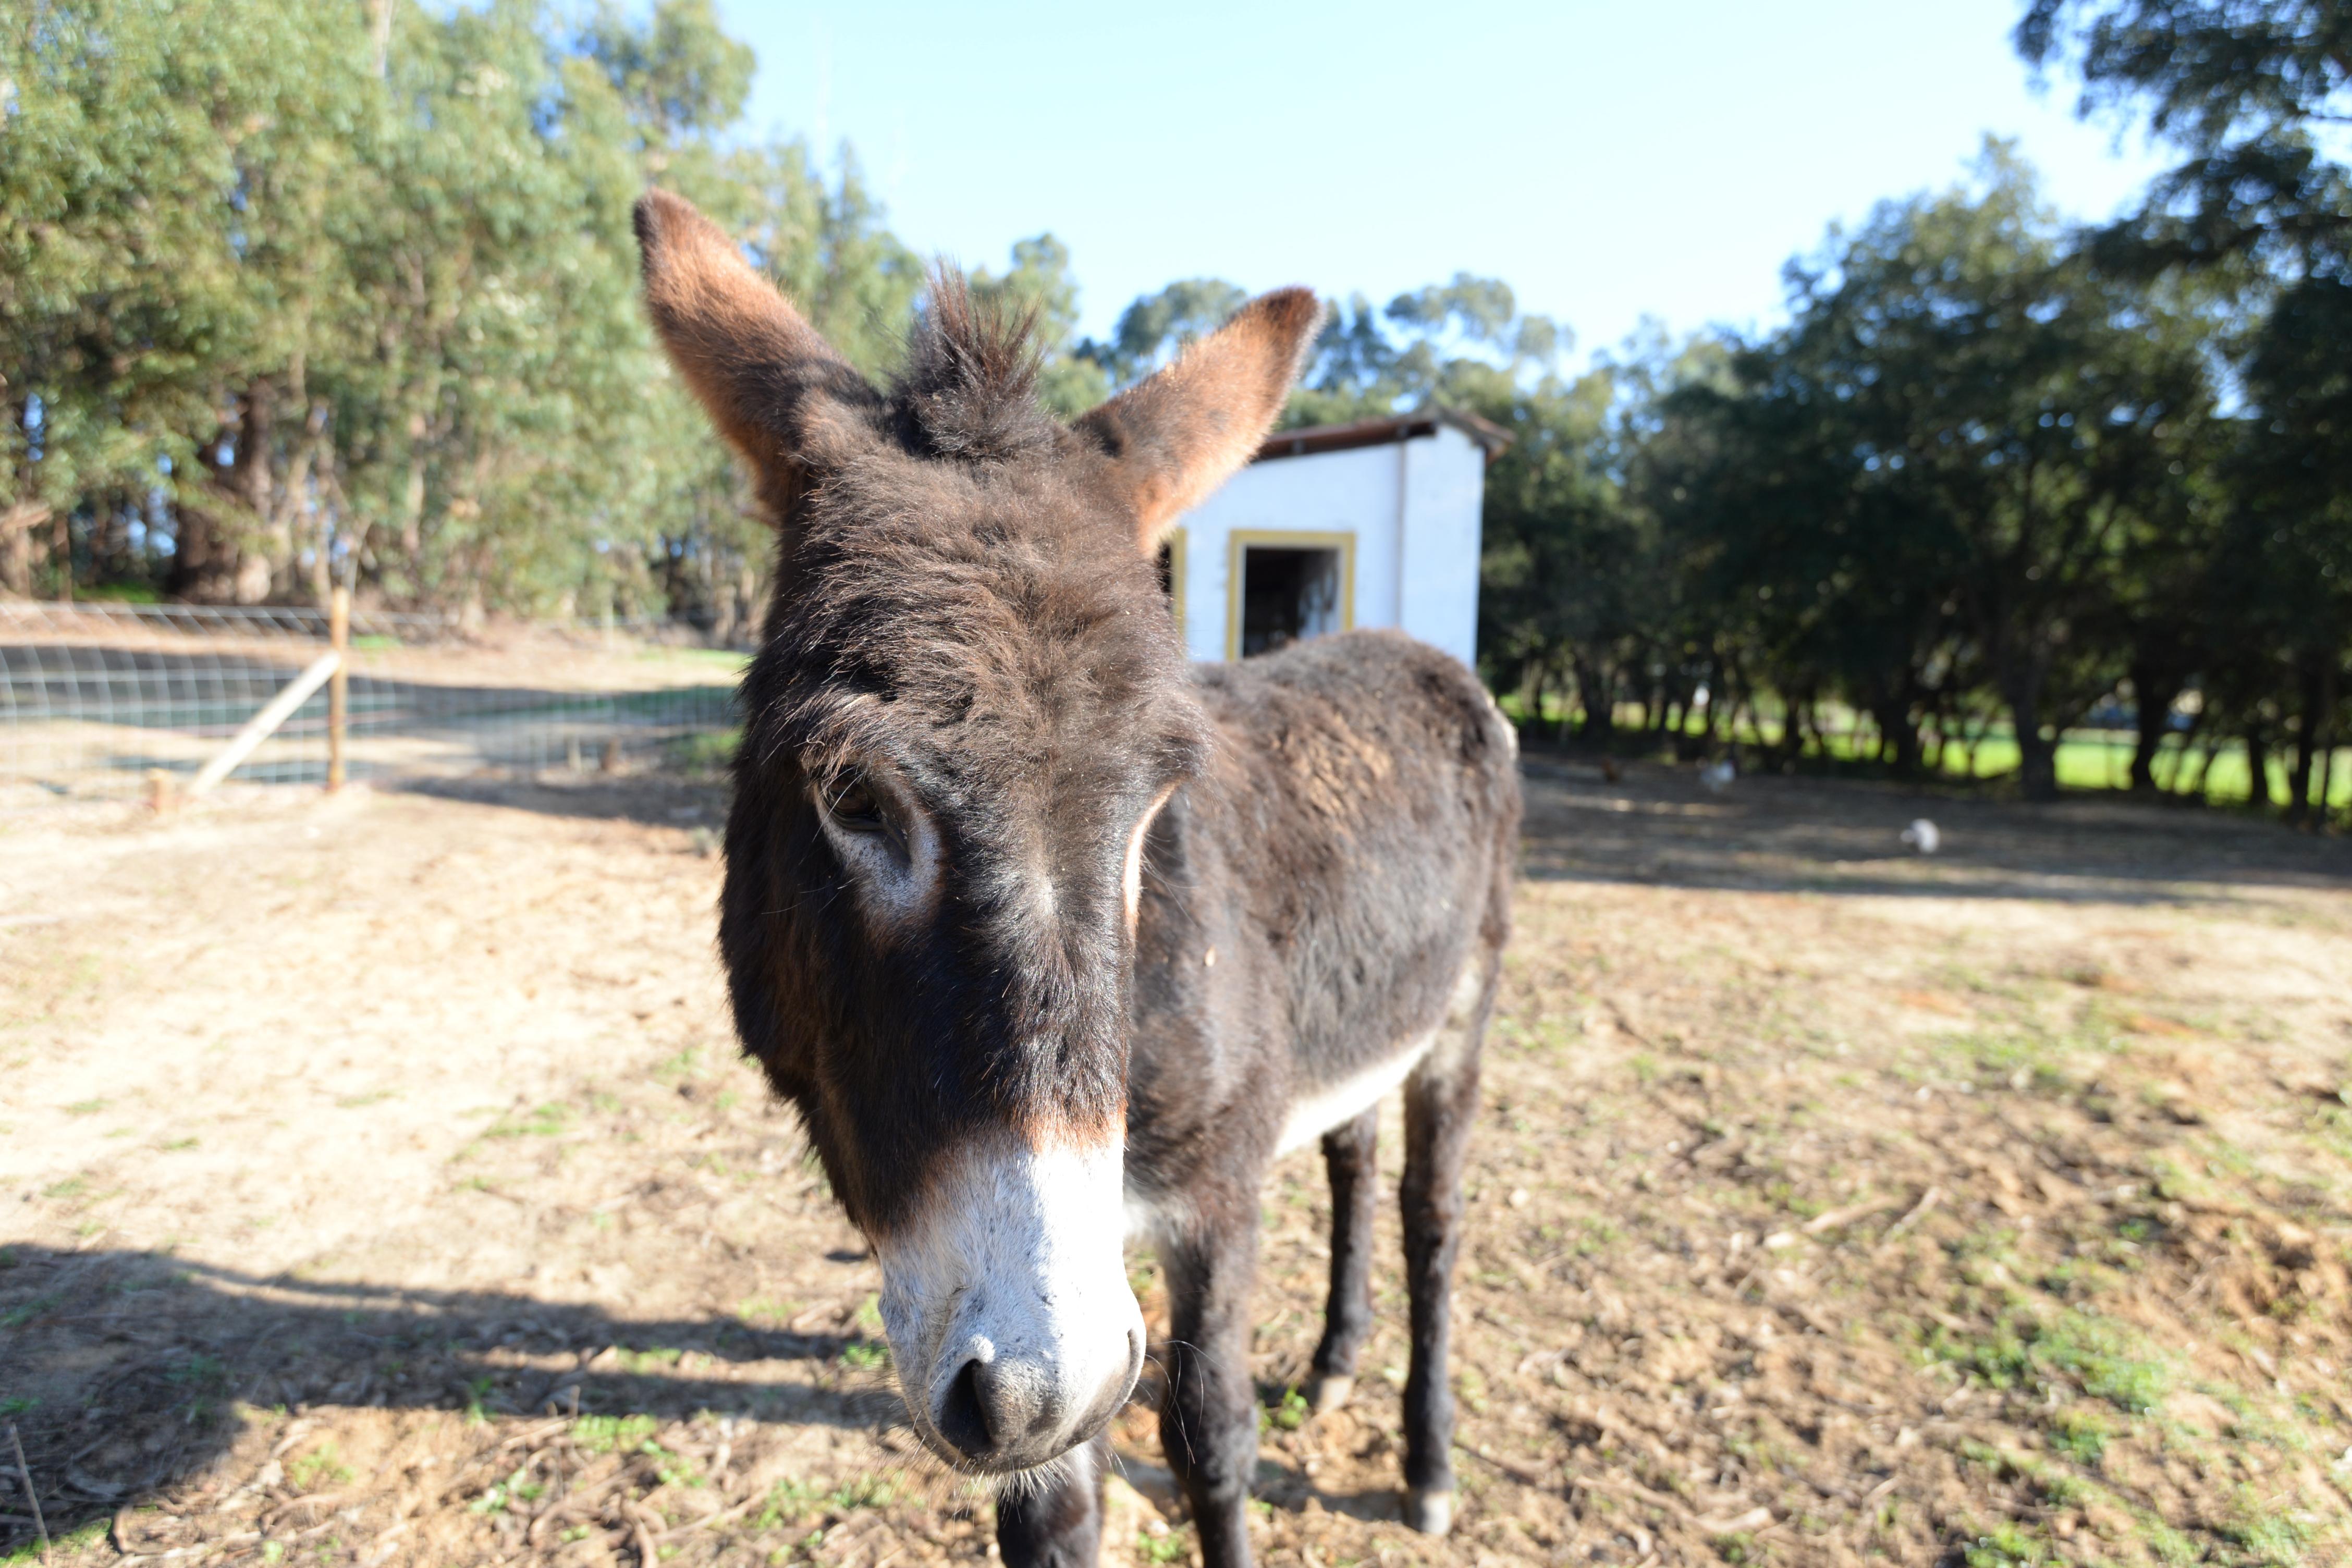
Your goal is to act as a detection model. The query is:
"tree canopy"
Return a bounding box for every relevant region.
[0,0,1084,629]
[3,0,2345,820]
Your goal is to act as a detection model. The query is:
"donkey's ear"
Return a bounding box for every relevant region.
[634,188,885,524]
[1075,288,1321,554]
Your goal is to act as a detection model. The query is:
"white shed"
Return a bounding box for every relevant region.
[1160,408,1508,670]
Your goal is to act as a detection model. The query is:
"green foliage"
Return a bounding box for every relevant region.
[1266,1385,1309,1431]
[972,233,1109,416]
[1927,1306,2169,1413]
[0,0,1042,628]
[1134,1526,1191,1565]
[2012,0,2352,821]
[1962,1519,2053,1566]
[571,1413,658,1454]
[288,1443,354,1492]
[2048,1403,2117,1465]
[1081,278,1252,386]
[483,1103,569,1140]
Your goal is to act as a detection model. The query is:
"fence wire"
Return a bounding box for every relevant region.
[1,602,741,801]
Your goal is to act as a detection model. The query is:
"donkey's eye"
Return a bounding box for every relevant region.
[823,773,888,832]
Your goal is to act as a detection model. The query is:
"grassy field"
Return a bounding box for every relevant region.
[1504,695,2352,810]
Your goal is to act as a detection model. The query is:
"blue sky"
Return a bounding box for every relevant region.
[711,2,2175,363]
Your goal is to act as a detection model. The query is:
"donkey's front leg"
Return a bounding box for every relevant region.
[1306,1107,1378,1413]
[996,1433,1108,1568]
[1160,1199,1263,1568]
[1400,1036,1482,1537]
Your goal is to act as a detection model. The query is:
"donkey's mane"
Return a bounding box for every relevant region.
[892,268,1060,463]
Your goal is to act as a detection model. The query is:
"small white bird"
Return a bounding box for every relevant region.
[1901,818,1941,854]
[1699,759,1736,794]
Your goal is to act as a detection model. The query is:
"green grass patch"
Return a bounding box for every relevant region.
[671,727,741,770]
[573,1414,658,1454]
[1961,1520,2054,1566]
[2,1519,109,1564]
[1135,1526,1191,1565]
[1926,1307,2168,1413]
[1265,1386,1310,1432]
[735,1296,798,1327]
[2047,1403,2117,1465]
[483,1102,568,1139]
[289,1443,354,1492]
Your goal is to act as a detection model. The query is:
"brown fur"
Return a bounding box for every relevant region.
[633,190,1515,1568]
[1075,288,1322,552]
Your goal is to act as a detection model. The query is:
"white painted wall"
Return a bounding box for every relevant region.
[1171,423,1487,669]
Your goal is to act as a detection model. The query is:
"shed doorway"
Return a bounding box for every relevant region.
[1238,543,1345,657]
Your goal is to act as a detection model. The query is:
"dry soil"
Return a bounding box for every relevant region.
[5,760,2351,1567]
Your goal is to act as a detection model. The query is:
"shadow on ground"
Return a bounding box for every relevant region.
[0,1244,896,1550]
[391,771,732,830]
[1517,754,2352,903]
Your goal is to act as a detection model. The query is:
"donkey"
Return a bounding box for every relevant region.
[633,189,1518,1568]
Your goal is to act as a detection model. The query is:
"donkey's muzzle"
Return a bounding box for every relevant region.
[930,1325,1145,1471]
[872,1136,1142,1474]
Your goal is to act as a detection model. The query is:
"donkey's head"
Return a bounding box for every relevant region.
[634,190,1316,1476]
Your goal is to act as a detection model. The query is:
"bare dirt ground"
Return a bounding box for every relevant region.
[5,760,2352,1567]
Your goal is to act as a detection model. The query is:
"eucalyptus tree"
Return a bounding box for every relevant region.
[2020,0,2351,815]
[1747,147,2219,798]
[0,0,370,598]
[0,0,948,622]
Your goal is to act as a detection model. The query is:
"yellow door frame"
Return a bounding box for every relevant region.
[1224,529,1356,662]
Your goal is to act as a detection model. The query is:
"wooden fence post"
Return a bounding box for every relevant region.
[328,585,350,792]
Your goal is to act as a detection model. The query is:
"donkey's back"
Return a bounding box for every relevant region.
[1123,628,1517,1545]
[1128,627,1517,1173]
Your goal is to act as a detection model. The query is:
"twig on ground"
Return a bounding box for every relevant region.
[1569,1471,1775,1538]
[1802,1195,1903,1234]
[666,1489,764,1538]
[1881,1186,1944,1244]
[9,1423,48,1565]
[630,1501,662,1567]
[494,1418,572,1454]
[1460,1443,1547,1487]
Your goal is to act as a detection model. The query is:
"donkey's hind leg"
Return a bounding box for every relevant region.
[1398,996,1489,1536]
[995,1432,1108,1568]
[1306,1106,1379,1413]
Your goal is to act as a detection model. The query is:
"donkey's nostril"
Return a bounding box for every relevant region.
[935,1358,993,1460]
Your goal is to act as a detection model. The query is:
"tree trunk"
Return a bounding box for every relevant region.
[52,504,70,601]
[2287,656,2332,829]
[2127,663,2186,794]
[2004,674,2060,802]
[2246,722,2277,808]
[1574,656,1613,746]
[0,500,47,597]
[171,383,277,603]
[1871,698,1923,776]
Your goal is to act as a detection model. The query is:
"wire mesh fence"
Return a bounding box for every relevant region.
[1,601,742,803]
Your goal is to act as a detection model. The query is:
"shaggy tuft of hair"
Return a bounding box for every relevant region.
[893,268,1061,463]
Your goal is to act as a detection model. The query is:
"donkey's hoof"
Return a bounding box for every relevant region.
[1403,1487,1453,1536]
[1305,1373,1354,1414]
